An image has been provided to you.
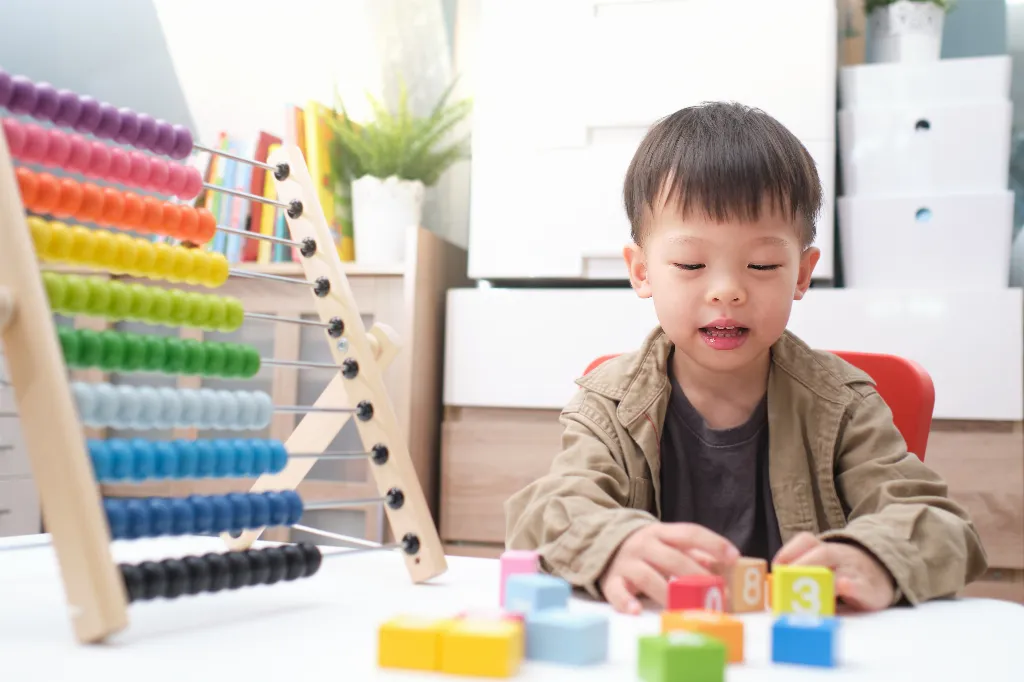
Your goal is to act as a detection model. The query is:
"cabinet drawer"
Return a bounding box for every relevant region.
[0,418,30,478]
[0,478,41,537]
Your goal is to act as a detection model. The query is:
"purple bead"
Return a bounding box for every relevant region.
[8,76,37,115]
[152,119,175,155]
[94,102,121,139]
[73,95,101,134]
[0,70,13,108]
[32,82,60,121]
[53,89,81,127]
[170,124,193,160]
[115,107,140,145]
[135,113,157,150]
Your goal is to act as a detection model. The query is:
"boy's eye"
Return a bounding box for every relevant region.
[674,263,704,271]
[749,264,781,271]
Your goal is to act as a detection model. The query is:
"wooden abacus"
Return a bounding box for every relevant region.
[0,69,446,644]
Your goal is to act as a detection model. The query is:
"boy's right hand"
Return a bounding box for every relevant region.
[598,523,740,614]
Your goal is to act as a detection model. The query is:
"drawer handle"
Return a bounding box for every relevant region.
[0,508,10,517]
[915,119,930,132]
[915,208,932,223]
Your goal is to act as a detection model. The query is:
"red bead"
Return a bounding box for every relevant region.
[16,167,37,206]
[128,151,150,186]
[667,575,726,612]
[66,136,91,174]
[180,167,203,200]
[78,183,105,223]
[32,173,61,214]
[55,178,84,217]
[101,188,125,225]
[87,141,111,179]
[21,123,48,163]
[44,128,71,167]
[148,158,170,193]
[141,196,164,234]
[177,205,199,240]
[161,203,183,238]
[194,207,216,243]
[120,193,144,230]
[2,118,25,156]
[107,147,130,183]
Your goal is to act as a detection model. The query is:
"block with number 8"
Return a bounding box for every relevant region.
[667,574,726,612]
[726,557,767,612]
[771,565,835,617]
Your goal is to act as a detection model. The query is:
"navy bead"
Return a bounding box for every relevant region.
[209,495,233,531]
[282,544,306,580]
[183,555,210,594]
[148,498,172,535]
[121,563,145,602]
[204,552,231,591]
[212,440,234,477]
[265,492,289,526]
[169,498,194,535]
[139,561,166,600]
[246,548,271,584]
[226,493,252,532]
[105,499,127,538]
[194,440,216,477]
[282,490,303,525]
[249,492,270,527]
[264,547,287,584]
[153,441,178,479]
[232,438,254,476]
[125,499,150,539]
[267,441,288,473]
[163,558,189,598]
[226,551,251,589]
[189,495,214,533]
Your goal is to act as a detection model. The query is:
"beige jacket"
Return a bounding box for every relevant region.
[505,326,988,605]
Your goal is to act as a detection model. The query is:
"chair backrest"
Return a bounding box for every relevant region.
[581,350,934,461]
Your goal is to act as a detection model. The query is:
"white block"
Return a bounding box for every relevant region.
[839,55,1012,109]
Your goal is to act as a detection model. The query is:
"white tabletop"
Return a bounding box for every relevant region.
[0,534,1021,681]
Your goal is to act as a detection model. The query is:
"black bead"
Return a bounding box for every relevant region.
[120,564,145,603]
[356,400,374,421]
[184,555,211,594]
[139,560,167,600]
[286,199,303,219]
[327,317,344,338]
[401,533,420,555]
[386,487,404,510]
[341,358,358,379]
[282,544,306,581]
[370,443,389,465]
[246,548,271,585]
[264,547,287,585]
[313,276,330,298]
[299,238,317,258]
[204,552,231,592]
[162,559,189,599]
[273,163,290,181]
[225,551,252,589]
[298,543,323,577]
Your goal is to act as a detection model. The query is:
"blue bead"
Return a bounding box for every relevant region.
[505,574,571,614]
[281,490,303,525]
[153,441,177,479]
[524,610,609,666]
[772,615,839,668]
[249,492,270,527]
[148,498,172,536]
[211,440,234,477]
[125,499,151,539]
[209,495,233,532]
[265,492,288,526]
[226,493,252,531]
[129,440,155,481]
[188,495,214,533]
[194,440,216,477]
[108,440,134,480]
[169,498,194,535]
[89,440,111,480]
[249,439,271,475]
[232,439,254,476]
[267,440,287,473]
[104,499,127,539]
[172,439,198,477]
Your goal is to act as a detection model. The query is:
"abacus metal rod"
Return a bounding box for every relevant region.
[304,497,389,510]
[216,224,304,249]
[203,183,290,209]
[193,143,278,173]
[290,451,372,461]
[229,269,311,287]
[244,312,328,328]
[0,412,15,418]
[274,405,361,414]
[260,358,341,370]
[0,444,12,451]
[292,524,380,549]
[322,542,408,558]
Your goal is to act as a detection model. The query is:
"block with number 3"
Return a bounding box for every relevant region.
[771,565,835,617]
[726,557,767,613]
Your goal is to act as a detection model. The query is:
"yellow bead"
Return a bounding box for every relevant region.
[66,224,95,266]
[205,252,229,287]
[132,241,156,278]
[169,247,195,283]
[439,618,524,677]
[771,565,835,618]
[46,221,74,262]
[27,216,52,256]
[378,616,456,672]
[186,250,209,286]
[90,229,118,270]
[151,242,175,279]
[111,234,138,275]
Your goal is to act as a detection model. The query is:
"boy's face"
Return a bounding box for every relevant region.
[624,199,819,374]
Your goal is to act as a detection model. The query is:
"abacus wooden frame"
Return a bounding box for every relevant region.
[0,125,130,642]
[220,145,448,585]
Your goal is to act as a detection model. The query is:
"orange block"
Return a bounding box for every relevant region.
[660,609,744,663]
[765,574,773,609]
[726,557,767,613]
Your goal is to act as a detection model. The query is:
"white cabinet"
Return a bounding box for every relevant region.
[467,0,838,282]
[0,351,41,538]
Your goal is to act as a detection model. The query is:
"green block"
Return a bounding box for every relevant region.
[638,632,726,682]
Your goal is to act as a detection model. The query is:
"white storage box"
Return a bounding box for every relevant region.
[839,55,1012,109]
[838,191,1014,290]
[838,101,1012,195]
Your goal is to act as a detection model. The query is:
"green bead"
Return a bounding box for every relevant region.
[221,344,243,377]
[204,343,226,376]
[99,331,126,371]
[121,333,146,371]
[222,298,244,332]
[107,282,133,320]
[163,337,186,373]
[205,298,226,332]
[167,289,191,326]
[42,272,67,311]
[147,288,172,325]
[127,284,153,321]
[57,326,80,366]
[182,339,206,375]
[84,278,111,317]
[186,293,211,329]
[241,346,261,377]
[77,329,103,367]
[62,276,90,314]
[142,335,166,372]
[638,633,726,682]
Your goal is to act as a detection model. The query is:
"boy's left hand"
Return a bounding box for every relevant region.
[773,532,896,612]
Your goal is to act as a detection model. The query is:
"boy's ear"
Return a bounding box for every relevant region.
[624,243,652,298]
[794,246,820,300]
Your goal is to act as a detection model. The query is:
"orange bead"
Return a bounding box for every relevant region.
[161,203,183,238]
[32,172,60,214]
[176,205,199,241]
[54,178,83,218]
[77,183,104,224]
[100,188,125,226]
[141,196,164,234]
[194,207,216,244]
[120,193,144,231]
[15,167,37,206]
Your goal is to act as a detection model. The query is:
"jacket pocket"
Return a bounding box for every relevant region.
[627,477,654,512]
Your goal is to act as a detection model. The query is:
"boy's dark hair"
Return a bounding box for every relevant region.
[623,101,822,248]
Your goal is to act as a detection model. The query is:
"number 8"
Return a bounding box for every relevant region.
[742,567,760,605]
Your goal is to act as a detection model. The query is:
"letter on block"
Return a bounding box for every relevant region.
[504,573,570,614]
[638,631,726,682]
[661,610,744,663]
[771,565,835,617]
[772,615,839,668]
[667,574,726,612]
[499,549,539,607]
[377,615,454,671]
[524,610,609,666]
[439,619,524,677]
[727,557,767,612]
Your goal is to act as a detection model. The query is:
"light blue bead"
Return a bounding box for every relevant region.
[135,386,161,430]
[92,383,120,426]
[525,609,609,666]
[235,391,257,429]
[198,389,221,430]
[178,389,202,426]
[772,615,839,668]
[504,574,571,614]
[253,391,273,429]
[216,390,239,429]
[156,387,182,429]
[112,385,140,429]
[71,382,95,422]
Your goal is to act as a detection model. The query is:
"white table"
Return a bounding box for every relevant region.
[0,535,1021,681]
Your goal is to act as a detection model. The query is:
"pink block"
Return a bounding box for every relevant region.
[456,607,525,623]
[500,550,540,607]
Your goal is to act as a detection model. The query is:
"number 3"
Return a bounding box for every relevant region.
[790,577,821,614]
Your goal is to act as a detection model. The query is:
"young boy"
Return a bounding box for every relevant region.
[504,101,988,615]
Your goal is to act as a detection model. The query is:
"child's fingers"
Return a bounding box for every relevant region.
[643,541,712,579]
[602,574,642,615]
[656,523,740,564]
[787,542,842,569]
[772,532,820,565]
[836,575,891,612]
[627,560,671,608]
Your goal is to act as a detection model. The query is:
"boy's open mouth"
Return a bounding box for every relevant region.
[699,325,748,339]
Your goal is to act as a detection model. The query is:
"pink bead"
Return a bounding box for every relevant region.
[180,166,203,200]
[21,123,48,163]
[87,141,111,179]
[148,158,169,193]
[499,550,540,607]
[107,147,130,183]
[128,150,150,186]
[2,118,25,156]
[66,135,91,174]
[44,128,71,167]
[166,163,188,196]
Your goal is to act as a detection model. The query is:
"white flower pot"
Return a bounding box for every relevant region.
[868,1,945,64]
[351,175,425,266]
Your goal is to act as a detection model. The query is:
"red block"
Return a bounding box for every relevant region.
[667,575,726,611]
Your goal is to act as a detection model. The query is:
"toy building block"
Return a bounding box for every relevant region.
[765,574,772,609]
[457,607,525,623]
[667,574,726,611]
[772,615,840,668]
[771,565,835,617]
[726,557,767,612]
[500,549,540,606]
[378,615,455,671]
[638,631,726,682]
[661,609,744,663]
[504,573,570,614]
[524,610,609,666]
[440,618,524,677]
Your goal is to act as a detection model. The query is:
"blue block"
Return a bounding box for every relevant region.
[772,615,839,668]
[525,609,609,666]
[504,574,570,614]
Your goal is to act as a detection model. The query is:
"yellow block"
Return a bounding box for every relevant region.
[661,609,744,663]
[772,565,835,617]
[377,615,456,671]
[440,618,524,678]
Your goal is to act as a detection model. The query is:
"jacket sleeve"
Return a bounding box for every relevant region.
[819,389,988,605]
[504,390,657,598]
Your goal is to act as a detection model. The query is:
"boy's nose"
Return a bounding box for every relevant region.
[706,280,746,305]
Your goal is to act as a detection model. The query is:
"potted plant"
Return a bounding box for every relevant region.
[866,0,954,63]
[327,79,471,266]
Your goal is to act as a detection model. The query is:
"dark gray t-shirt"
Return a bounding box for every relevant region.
[659,363,783,562]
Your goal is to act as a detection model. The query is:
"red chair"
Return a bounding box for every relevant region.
[581,350,934,461]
